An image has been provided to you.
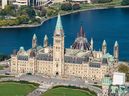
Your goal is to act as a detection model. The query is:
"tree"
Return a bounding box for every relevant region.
[0,54,10,61]
[0,9,6,16]
[118,64,129,81]
[118,64,129,73]
[40,7,47,17]
[37,7,47,17]
[47,7,58,17]
[18,6,36,18]
[121,0,129,5]
[92,0,112,3]
[17,15,29,24]
[4,5,16,16]
[72,4,80,10]
[61,3,72,11]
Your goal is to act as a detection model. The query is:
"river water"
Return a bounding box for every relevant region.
[0,8,129,60]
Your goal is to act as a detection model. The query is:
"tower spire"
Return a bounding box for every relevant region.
[79,26,85,37]
[90,38,93,51]
[32,34,37,48]
[114,41,119,63]
[53,13,65,76]
[54,14,64,36]
[103,40,106,46]
[44,35,48,47]
[102,40,107,55]
[33,34,37,40]
[114,41,118,47]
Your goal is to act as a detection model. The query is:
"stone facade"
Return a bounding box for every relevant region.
[11,14,119,82]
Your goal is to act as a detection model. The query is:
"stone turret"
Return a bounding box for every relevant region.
[20,46,24,52]
[114,41,119,63]
[32,34,37,48]
[102,40,107,55]
[90,38,93,51]
[44,35,48,48]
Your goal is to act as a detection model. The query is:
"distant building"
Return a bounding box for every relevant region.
[2,0,7,9]
[1,0,16,9]
[71,0,91,3]
[13,0,48,7]
[102,72,128,96]
[113,72,125,86]
[13,0,28,7]
[11,14,119,82]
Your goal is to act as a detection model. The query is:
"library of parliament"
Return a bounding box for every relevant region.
[11,14,119,82]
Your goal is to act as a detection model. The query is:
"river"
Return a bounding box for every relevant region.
[0,8,129,60]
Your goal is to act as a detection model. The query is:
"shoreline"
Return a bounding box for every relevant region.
[0,5,129,29]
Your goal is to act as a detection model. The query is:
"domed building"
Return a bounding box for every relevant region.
[72,26,90,51]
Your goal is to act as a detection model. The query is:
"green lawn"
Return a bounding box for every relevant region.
[0,82,37,96]
[43,87,96,96]
[0,75,14,79]
[0,65,4,70]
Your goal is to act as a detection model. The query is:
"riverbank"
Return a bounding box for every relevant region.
[0,5,129,29]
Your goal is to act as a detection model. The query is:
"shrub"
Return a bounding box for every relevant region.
[61,3,72,11]
[72,4,80,10]
[121,0,129,5]
[92,0,112,3]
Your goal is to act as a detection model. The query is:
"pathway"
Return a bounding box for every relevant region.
[0,75,102,96]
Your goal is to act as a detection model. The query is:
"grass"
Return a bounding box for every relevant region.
[92,84,102,89]
[43,86,96,96]
[0,75,14,79]
[0,81,38,96]
[0,65,4,70]
[48,0,124,19]
[80,0,123,10]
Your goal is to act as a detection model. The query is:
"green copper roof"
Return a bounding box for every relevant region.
[118,86,126,94]
[44,35,48,40]
[103,40,106,45]
[111,85,127,95]
[103,53,110,58]
[102,53,114,62]
[114,41,118,47]
[54,14,64,36]
[33,34,37,39]
[37,46,42,51]
[91,38,93,44]
[20,46,24,51]
[102,76,112,86]
[111,86,118,93]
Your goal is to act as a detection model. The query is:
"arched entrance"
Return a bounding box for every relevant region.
[56,72,59,76]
